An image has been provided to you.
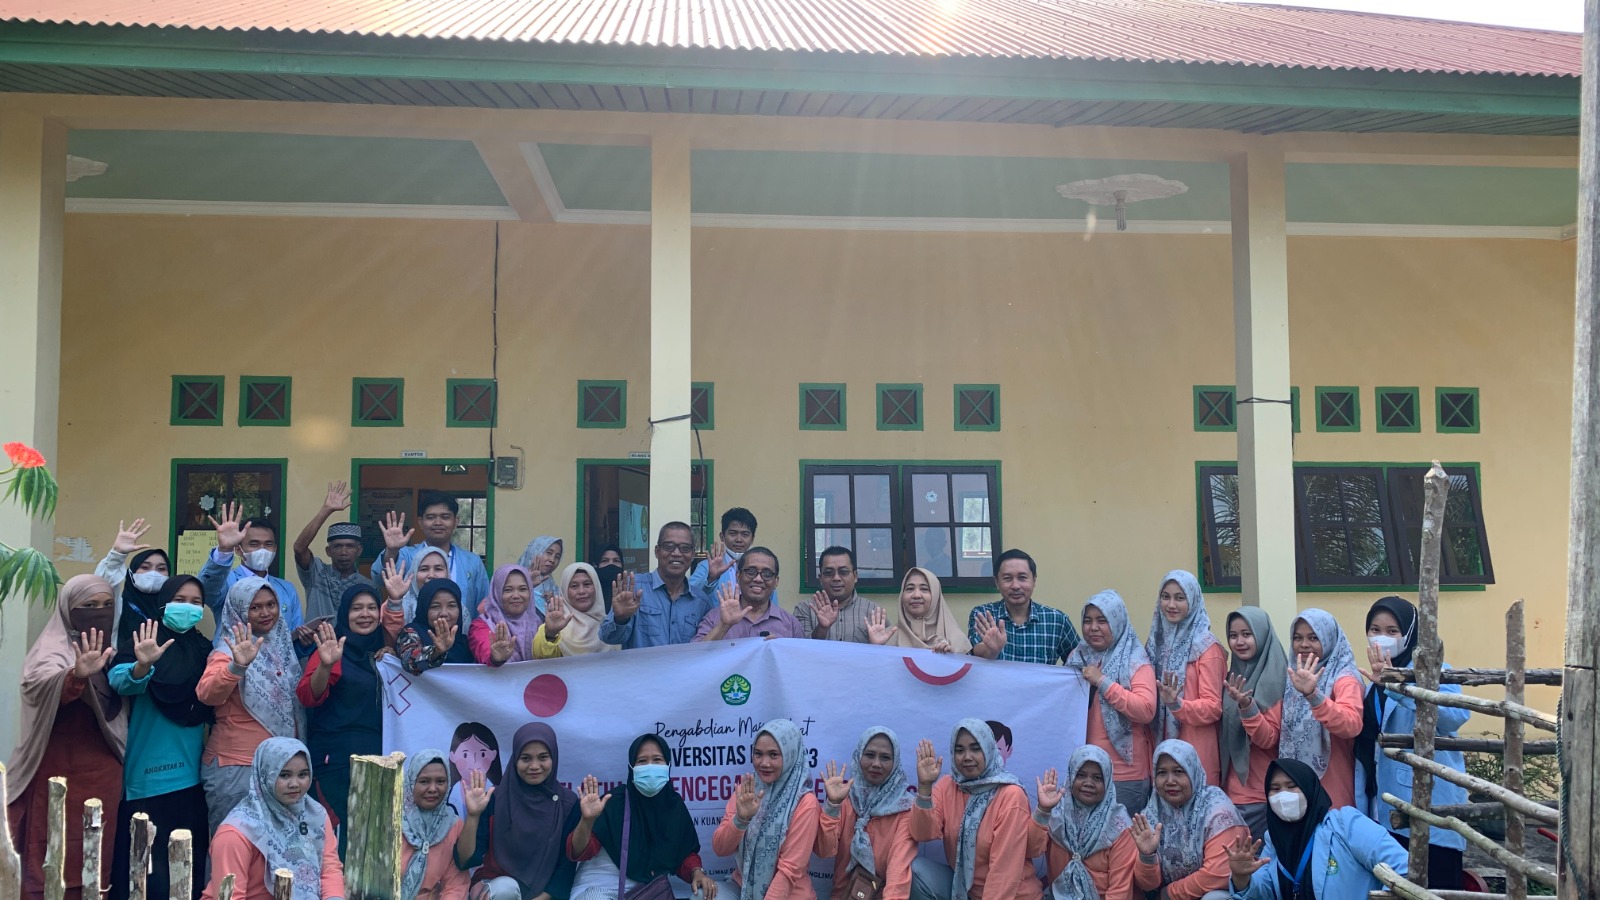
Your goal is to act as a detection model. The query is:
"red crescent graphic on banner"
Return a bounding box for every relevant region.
[902,657,973,686]
[524,673,570,717]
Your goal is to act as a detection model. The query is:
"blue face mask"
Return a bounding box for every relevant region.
[162,602,205,632]
[632,764,671,797]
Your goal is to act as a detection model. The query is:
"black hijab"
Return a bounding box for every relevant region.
[112,575,214,728]
[116,549,170,647]
[310,585,386,738]
[1356,596,1420,802]
[411,579,473,664]
[593,546,623,613]
[593,734,700,882]
[1265,759,1333,900]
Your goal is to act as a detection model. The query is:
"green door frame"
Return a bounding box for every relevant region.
[349,457,496,565]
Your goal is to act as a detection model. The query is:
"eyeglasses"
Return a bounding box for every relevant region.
[657,542,695,556]
[741,568,778,581]
[819,567,854,578]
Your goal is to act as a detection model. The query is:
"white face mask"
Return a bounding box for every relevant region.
[1368,634,1403,659]
[244,548,277,572]
[1269,789,1307,822]
[131,571,168,594]
[729,550,745,560]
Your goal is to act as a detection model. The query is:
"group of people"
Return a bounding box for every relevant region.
[9,486,1474,900]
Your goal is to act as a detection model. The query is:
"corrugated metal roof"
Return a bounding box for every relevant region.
[0,0,1580,78]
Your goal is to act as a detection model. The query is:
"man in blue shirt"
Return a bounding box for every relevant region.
[599,521,715,648]
[198,500,309,649]
[688,507,757,601]
[967,548,1079,665]
[374,491,491,627]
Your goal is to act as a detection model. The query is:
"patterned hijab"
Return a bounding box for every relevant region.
[400,546,450,623]
[846,727,914,874]
[518,536,564,611]
[739,719,808,900]
[401,750,455,900]
[1279,609,1363,777]
[558,563,618,656]
[1047,745,1131,900]
[1220,608,1288,790]
[1065,591,1150,763]
[950,719,1022,896]
[1142,740,1245,883]
[223,737,328,900]
[1146,571,1219,744]
[479,565,543,663]
[892,568,971,653]
[214,577,302,741]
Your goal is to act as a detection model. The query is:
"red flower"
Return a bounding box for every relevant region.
[3,442,46,469]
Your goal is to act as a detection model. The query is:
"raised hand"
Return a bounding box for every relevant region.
[226,622,264,668]
[112,518,153,555]
[72,628,116,678]
[207,501,251,554]
[1225,834,1269,881]
[464,768,493,817]
[734,773,764,821]
[811,592,840,629]
[1131,813,1163,857]
[314,622,344,668]
[1224,673,1255,709]
[822,761,853,806]
[383,557,413,603]
[1158,671,1183,709]
[578,775,610,820]
[544,592,569,635]
[974,611,1007,656]
[717,580,743,627]
[323,481,352,513]
[706,541,731,581]
[1035,768,1062,811]
[1364,641,1396,685]
[611,571,640,621]
[490,622,515,664]
[431,620,459,654]
[380,511,413,553]
[865,607,898,646]
[132,620,174,667]
[1289,653,1324,697]
[915,738,944,789]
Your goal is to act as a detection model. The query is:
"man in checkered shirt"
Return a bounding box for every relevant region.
[967,548,1079,665]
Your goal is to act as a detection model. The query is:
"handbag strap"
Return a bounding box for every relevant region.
[618,790,631,896]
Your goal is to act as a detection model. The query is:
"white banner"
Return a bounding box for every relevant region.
[380,639,1089,893]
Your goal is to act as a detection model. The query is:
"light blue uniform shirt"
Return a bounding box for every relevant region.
[1231,807,1408,900]
[110,663,205,801]
[598,570,714,648]
[199,548,305,631]
[1354,665,1471,851]
[386,542,489,627]
[689,552,739,601]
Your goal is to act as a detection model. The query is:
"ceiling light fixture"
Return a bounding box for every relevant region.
[1056,173,1188,231]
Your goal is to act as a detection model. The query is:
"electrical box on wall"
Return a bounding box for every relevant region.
[494,450,523,489]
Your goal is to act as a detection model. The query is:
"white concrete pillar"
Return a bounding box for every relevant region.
[648,129,693,537]
[0,111,66,756]
[1230,146,1299,639]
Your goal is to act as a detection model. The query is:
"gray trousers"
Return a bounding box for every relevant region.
[1236,802,1271,842]
[1115,779,1152,815]
[910,857,955,900]
[200,758,252,836]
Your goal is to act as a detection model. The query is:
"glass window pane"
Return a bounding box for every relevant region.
[814,529,853,566]
[1339,476,1384,524]
[952,474,991,523]
[914,526,954,578]
[911,474,951,523]
[956,527,994,578]
[1304,475,1343,524]
[1445,482,1476,524]
[1311,528,1351,576]
[1209,474,1239,525]
[1446,527,1486,576]
[856,528,895,579]
[853,475,893,524]
[1214,526,1242,579]
[1351,526,1391,577]
[813,475,851,525]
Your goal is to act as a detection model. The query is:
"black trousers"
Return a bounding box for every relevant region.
[1395,834,1465,891]
[107,785,210,900]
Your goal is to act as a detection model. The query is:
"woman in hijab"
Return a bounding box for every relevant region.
[400,750,470,900]
[1277,610,1364,809]
[814,727,916,900]
[381,546,452,627]
[567,734,712,900]
[397,579,475,674]
[456,722,582,900]
[1031,745,1138,900]
[1223,758,1407,899]
[1131,740,1247,900]
[296,585,389,857]
[202,737,344,900]
[518,536,564,615]
[1147,571,1225,786]
[891,568,971,654]
[909,719,1042,900]
[556,563,621,657]
[712,719,821,900]
[591,545,624,612]
[198,577,305,835]
[8,575,126,900]
[1066,591,1157,813]
[90,518,171,647]
[1354,596,1469,889]
[1218,608,1289,840]
[109,575,213,900]
[469,565,562,664]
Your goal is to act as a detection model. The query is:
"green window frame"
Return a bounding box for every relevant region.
[446,378,498,428]
[1436,387,1481,434]
[876,383,924,431]
[953,384,1001,432]
[171,375,225,427]
[1375,387,1421,433]
[238,376,292,427]
[577,380,627,429]
[1314,386,1361,432]
[691,382,715,430]
[1193,385,1236,432]
[351,377,404,427]
[799,384,847,431]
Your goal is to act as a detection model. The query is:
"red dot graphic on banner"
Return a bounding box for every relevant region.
[524,674,569,717]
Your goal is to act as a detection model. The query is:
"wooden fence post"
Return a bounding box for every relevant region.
[272,868,294,900]
[168,829,193,900]
[81,798,103,899]
[128,812,152,900]
[345,752,405,900]
[43,778,65,900]
[1505,601,1527,900]
[1407,461,1449,886]
[0,763,21,899]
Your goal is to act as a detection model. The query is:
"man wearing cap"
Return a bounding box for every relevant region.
[293,480,375,625]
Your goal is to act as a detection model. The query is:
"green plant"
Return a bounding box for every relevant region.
[1464,736,1561,802]
[0,441,61,605]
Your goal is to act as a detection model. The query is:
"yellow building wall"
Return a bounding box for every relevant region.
[51,214,1574,714]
